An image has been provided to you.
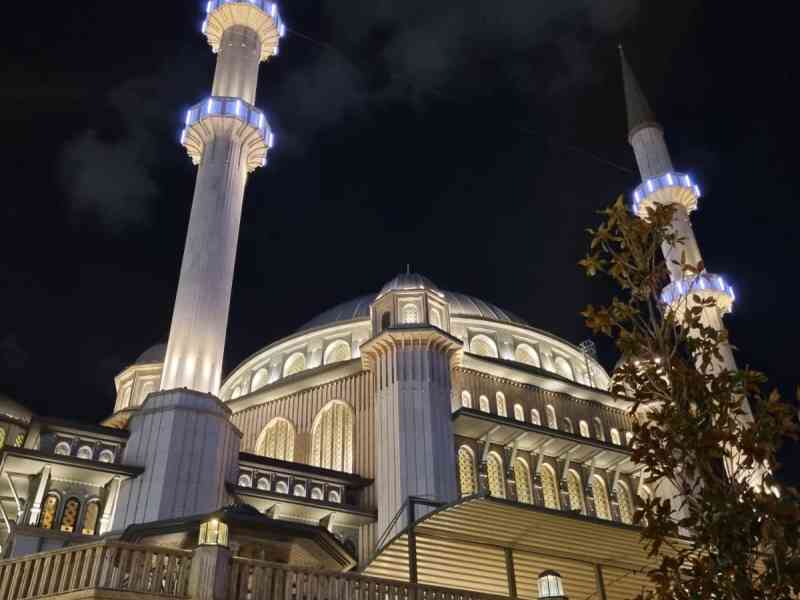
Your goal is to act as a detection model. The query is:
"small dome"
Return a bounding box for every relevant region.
[379,272,442,296]
[0,393,33,423]
[135,343,167,365]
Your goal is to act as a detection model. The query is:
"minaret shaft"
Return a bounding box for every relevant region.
[212,25,262,103]
[630,127,674,180]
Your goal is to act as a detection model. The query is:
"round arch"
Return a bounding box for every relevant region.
[255,417,296,461]
[251,368,269,392]
[470,334,498,358]
[553,356,574,381]
[310,400,354,473]
[324,340,352,365]
[283,352,306,377]
[514,343,541,367]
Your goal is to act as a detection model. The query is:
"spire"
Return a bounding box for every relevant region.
[619,45,660,138]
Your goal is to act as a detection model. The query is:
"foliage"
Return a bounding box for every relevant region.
[580,197,800,599]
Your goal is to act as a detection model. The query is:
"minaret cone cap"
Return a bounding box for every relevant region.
[619,45,661,141]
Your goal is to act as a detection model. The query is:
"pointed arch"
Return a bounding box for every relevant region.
[255,417,296,461]
[514,457,532,504]
[592,475,611,520]
[470,334,498,358]
[461,390,472,409]
[513,403,525,422]
[311,400,354,473]
[615,481,634,525]
[496,392,507,417]
[567,469,585,514]
[457,446,478,497]
[324,340,352,365]
[540,464,560,510]
[487,452,506,498]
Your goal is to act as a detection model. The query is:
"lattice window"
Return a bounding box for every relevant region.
[514,344,540,367]
[592,476,611,520]
[579,420,590,438]
[257,418,295,461]
[531,409,541,426]
[458,446,477,497]
[546,405,557,429]
[81,501,100,536]
[616,483,634,524]
[311,401,353,473]
[487,453,506,498]
[479,395,490,413]
[40,494,59,530]
[553,356,574,380]
[461,391,472,408]
[540,465,560,510]
[496,392,507,417]
[514,458,532,504]
[567,470,585,514]
[610,428,621,445]
[513,404,525,421]
[324,341,351,365]
[402,304,419,324]
[283,353,306,377]
[470,335,498,358]
[60,498,81,533]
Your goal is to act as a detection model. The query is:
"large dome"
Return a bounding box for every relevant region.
[298,276,528,333]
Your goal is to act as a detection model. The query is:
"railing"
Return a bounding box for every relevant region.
[0,541,192,599]
[229,559,507,600]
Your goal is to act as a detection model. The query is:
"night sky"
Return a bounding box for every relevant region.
[1,2,797,473]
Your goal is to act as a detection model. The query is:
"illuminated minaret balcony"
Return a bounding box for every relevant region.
[203,0,285,61]
[631,171,701,219]
[660,273,735,315]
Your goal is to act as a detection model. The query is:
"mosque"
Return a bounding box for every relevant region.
[0,2,738,600]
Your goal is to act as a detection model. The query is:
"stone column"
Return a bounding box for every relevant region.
[188,545,232,600]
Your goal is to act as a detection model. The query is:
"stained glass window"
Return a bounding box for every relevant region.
[592,476,611,520]
[60,498,81,533]
[402,304,419,324]
[40,494,59,530]
[458,446,477,496]
[616,483,634,524]
[487,453,506,498]
[513,404,525,421]
[81,501,100,536]
[567,470,585,514]
[540,465,560,510]
[496,392,507,417]
[311,401,353,473]
[514,458,532,504]
[257,418,295,461]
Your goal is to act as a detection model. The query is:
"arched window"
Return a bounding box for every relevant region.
[40,493,60,530]
[514,458,532,504]
[310,487,324,500]
[381,312,391,331]
[275,481,289,494]
[98,449,115,463]
[496,392,507,417]
[54,441,71,456]
[402,304,419,324]
[81,501,101,536]
[594,418,605,442]
[293,484,306,497]
[562,418,574,434]
[626,431,634,446]
[256,418,296,462]
[616,482,634,525]
[513,404,525,422]
[553,356,574,381]
[283,352,306,377]
[610,428,621,446]
[579,420,590,438]
[540,464,560,510]
[538,571,565,599]
[479,395,490,413]
[470,335,498,358]
[231,386,243,400]
[592,475,611,520]
[487,452,506,498]
[14,433,24,447]
[238,474,252,488]
[256,477,270,491]
[461,390,472,409]
[531,409,541,426]
[77,445,93,460]
[324,340,352,365]
[567,470,585,514]
[0,427,6,448]
[545,405,557,429]
[328,490,341,503]
[251,368,269,392]
[458,446,477,497]
[514,344,541,368]
[430,309,443,329]
[59,497,81,533]
[311,400,354,473]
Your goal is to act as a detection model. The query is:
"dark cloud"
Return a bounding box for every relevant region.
[0,335,28,371]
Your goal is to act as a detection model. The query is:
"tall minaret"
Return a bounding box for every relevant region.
[161,1,283,395]
[620,47,740,378]
[113,2,284,530]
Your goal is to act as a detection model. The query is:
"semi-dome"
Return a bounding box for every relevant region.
[135,343,167,365]
[0,393,33,423]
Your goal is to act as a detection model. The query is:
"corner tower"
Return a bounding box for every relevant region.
[114,2,285,530]
[620,47,738,375]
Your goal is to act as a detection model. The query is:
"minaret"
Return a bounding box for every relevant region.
[620,47,739,376]
[113,1,284,530]
[161,1,283,395]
